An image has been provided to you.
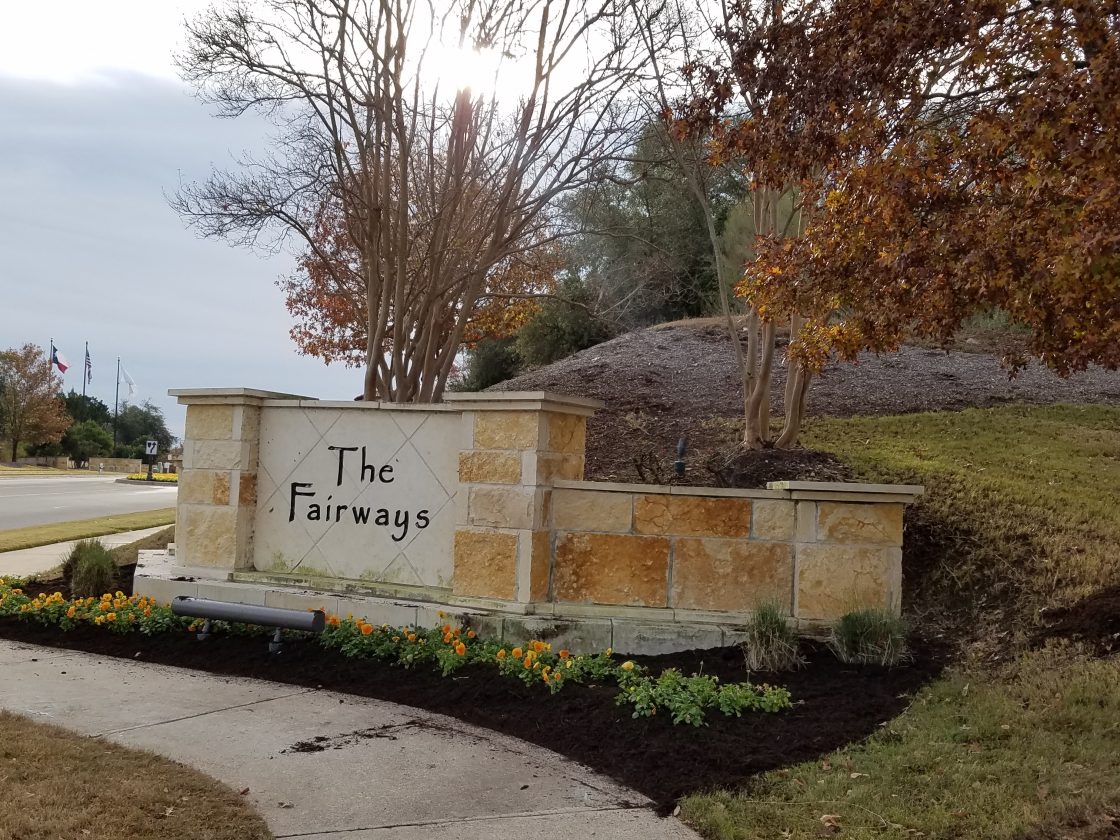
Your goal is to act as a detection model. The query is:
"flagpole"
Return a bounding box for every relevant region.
[48,338,53,380]
[82,342,88,399]
[114,357,120,448]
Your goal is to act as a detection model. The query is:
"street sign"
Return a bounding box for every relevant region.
[145,440,158,456]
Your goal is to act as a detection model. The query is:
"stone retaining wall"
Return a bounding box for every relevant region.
[135,388,922,654]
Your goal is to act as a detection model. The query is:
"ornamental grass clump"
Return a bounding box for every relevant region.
[68,540,116,598]
[741,601,804,672]
[829,608,910,666]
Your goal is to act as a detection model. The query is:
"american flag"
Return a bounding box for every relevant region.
[84,346,92,384]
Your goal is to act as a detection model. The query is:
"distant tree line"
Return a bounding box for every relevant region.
[0,344,174,465]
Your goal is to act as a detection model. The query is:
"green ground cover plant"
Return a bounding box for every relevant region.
[682,404,1120,839]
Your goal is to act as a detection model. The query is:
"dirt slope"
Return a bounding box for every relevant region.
[492,321,1120,483]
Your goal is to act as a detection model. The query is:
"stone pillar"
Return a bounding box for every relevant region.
[770,481,924,624]
[171,388,313,571]
[445,392,601,605]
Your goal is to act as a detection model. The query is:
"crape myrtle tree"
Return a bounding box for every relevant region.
[174,0,655,401]
[629,0,815,450]
[681,0,1120,422]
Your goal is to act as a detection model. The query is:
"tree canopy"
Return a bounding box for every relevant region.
[0,344,71,462]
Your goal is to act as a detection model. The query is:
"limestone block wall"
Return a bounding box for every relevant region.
[448,394,598,604]
[158,387,921,645]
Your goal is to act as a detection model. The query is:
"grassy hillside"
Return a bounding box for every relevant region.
[683,405,1120,839]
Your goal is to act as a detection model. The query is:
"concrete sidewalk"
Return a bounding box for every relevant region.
[0,640,700,839]
[0,526,170,578]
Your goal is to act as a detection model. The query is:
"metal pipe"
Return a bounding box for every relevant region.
[171,597,325,633]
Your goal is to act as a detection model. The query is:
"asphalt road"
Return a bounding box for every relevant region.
[0,476,177,531]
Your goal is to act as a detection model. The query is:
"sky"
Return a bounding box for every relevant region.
[0,0,361,439]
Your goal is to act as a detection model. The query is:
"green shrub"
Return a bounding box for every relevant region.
[459,337,522,391]
[68,540,116,598]
[829,608,910,666]
[515,279,612,367]
[741,601,804,671]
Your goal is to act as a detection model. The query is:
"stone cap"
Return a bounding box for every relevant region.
[443,391,604,416]
[553,479,787,499]
[170,387,318,405]
[767,480,924,502]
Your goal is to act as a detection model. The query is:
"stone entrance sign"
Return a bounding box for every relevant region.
[254,405,460,588]
[139,387,924,655]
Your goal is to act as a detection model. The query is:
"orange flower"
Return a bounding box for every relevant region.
[454,641,466,656]
[558,649,570,659]
[496,649,507,660]
[511,647,523,659]
[66,606,76,619]
[106,613,116,622]
[361,624,374,636]
[523,656,533,669]
[407,633,418,642]
[466,629,477,639]
[453,628,461,637]
[442,624,452,635]
[443,632,453,644]
[99,602,110,612]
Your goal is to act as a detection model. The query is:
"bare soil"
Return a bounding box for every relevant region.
[493,321,1120,484]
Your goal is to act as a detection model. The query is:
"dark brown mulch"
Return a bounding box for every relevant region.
[706,447,853,489]
[0,620,940,811]
[21,564,136,602]
[492,321,1120,484]
[1035,586,1120,654]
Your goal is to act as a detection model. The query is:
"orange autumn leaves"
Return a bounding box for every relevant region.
[685,0,1120,375]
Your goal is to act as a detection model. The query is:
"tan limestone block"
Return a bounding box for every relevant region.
[237,405,262,441]
[634,495,751,538]
[185,405,234,441]
[473,411,540,450]
[459,451,522,484]
[468,486,537,529]
[210,472,231,506]
[552,489,633,533]
[453,528,519,600]
[531,452,585,484]
[178,505,238,568]
[186,440,246,470]
[672,539,793,612]
[816,502,904,546]
[752,499,796,541]
[529,530,552,601]
[238,472,257,507]
[546,413,587,455]
[177,471,207,505]
[553,532,669,606]
[795,544,902,621]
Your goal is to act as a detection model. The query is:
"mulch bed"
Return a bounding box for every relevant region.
[0,618,940,811]
[1035,585,1120,655]
[706,447,853,489]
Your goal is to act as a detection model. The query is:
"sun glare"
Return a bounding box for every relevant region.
[424,41,526,101]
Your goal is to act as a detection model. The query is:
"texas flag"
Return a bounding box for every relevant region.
[51,346,70,374]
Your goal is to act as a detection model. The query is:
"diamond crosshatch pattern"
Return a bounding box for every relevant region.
[252,407,461,588]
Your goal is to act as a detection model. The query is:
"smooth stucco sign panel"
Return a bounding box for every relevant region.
[253,406,459,587]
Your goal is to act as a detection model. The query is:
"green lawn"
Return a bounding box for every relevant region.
[0,509,176,553]
[682,404,1120,840]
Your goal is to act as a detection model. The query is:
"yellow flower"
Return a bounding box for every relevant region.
[66,606,76,619]
[106,613,116,622]
[392,636,400,642]
[621,661,635,671]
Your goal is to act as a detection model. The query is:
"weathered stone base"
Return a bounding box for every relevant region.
[134,549,820,655]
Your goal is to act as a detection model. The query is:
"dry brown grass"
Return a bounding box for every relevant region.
[0,711,271,840]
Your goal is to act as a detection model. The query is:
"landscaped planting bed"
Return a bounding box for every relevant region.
[0,576,938,811]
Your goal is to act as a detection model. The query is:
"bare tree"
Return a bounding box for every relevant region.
[174,0,652,401]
